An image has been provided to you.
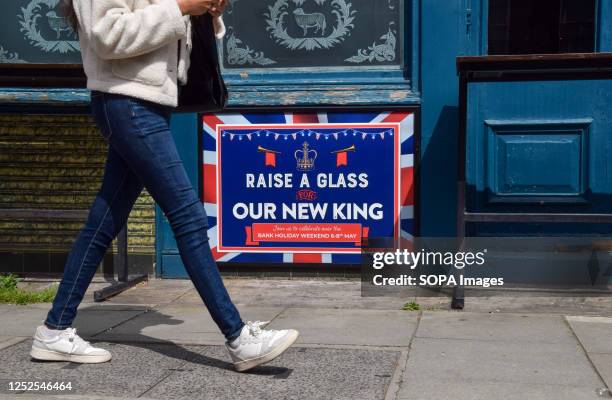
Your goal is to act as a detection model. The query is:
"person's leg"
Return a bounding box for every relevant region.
[45,98,144,328]
[100,93,244,340]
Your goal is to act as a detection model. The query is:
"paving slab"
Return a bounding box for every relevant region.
[0,337,26,351]
[74,306,148,336]
[178,279,412,310]
[0,306,48,337]
[397,379,604,400]
[0,340,193,398]
[400,337,603,388]
[144,346,399,400]
[417,311,576,344]
[417,295,612,316]
[94,279,194,306]
[590,353,612,391]
[565,317,612,391]
[0,305,146,337]
[0,341,399,400]
[268,308,418,347]
[94,305,283,345]
[0,305,15,315]
[0,396,157,400]
[566,316,612,354]
[1,303,60,311]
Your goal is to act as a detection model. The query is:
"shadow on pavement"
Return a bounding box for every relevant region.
[76,307,293,377]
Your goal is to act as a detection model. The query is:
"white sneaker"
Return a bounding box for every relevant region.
[226,321,299,372]
[30,325,111,364]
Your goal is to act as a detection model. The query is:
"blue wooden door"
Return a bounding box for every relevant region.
[464,0,612,235]
[466,79,612,235]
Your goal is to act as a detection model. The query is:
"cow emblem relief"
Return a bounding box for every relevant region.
[265,0,356,51]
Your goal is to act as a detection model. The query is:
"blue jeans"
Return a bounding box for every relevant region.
[45,91,244,340]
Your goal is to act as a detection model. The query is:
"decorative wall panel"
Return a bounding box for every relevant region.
[222,0,402,69]
[0,0,80,63]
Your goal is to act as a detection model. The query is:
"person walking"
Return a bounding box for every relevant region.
[29,0,298,373]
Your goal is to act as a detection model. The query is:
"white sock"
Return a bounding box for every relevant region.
[39,325,62,338]
[228,336,240,348]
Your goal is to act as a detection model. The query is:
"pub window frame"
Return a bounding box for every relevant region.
[481,0,601,56]
[218,0,419,93]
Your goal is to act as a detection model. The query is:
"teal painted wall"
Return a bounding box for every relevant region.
[419,0,475,236]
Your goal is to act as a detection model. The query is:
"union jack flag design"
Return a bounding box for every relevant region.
[202,111,415,264]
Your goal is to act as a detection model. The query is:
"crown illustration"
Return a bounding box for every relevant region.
[294,141,318,171]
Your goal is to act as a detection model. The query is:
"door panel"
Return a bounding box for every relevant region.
[467,80,612,217]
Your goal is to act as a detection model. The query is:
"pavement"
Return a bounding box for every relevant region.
[0,278,610,400]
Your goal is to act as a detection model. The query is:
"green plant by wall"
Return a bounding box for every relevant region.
[0,273,19,290]
[0,273,57,305]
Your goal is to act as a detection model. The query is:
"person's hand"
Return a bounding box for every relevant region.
[208,0,227,17]
[176,0,218,16]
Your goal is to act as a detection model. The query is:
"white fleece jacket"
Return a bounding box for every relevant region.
[73,0,225,107]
